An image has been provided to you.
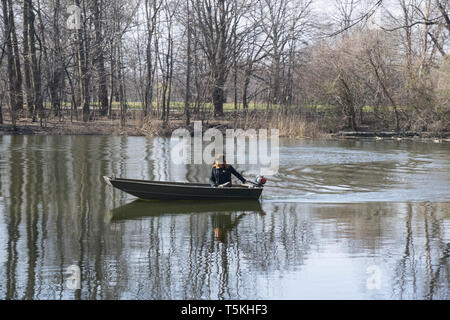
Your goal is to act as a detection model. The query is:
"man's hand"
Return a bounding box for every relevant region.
[242,180,255,188]
[218,182,231,188]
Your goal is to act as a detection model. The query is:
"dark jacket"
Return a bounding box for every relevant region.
[209,165,246,187]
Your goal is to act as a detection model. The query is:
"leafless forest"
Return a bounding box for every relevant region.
[0,0,449,135]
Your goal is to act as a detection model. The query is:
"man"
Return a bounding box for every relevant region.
[209,154,247,187]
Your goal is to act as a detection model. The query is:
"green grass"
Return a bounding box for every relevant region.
[109,101,272,111]
[43,101,380,114]
[303,104,336,112]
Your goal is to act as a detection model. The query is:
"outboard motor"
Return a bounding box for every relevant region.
[255,175,267,187]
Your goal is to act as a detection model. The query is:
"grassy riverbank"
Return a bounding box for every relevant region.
[0,108,327,138]
[1,107,448,142]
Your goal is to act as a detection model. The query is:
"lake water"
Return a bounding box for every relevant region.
[0,135,448,299]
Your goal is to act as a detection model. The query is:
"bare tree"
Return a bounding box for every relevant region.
[73,0,90,122]
[23,0,33,119]
[26,0,43,123]
[1,0,23,128]
[241,25,268,111]
[144,0,162,118]
[184,0,191,124]
[92,0,109,116]
[191,0,247,116]
[258,0,313,106]
[0,0,447,134]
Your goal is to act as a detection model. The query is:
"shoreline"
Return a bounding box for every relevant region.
[0,118,144,136]
[1,121,449,143]
[332,131,450,143]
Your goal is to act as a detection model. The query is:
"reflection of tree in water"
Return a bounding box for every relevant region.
[233,203,313,274]
[286,202,449,300]
[5,136,23,300]
[393,203,449,300]
[0,136,125,299]
[1,136,449,300]
[141,210,266,299]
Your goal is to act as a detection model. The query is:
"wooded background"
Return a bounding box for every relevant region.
[0,0,449,133]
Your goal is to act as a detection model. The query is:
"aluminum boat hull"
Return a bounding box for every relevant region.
[104,176,263,200]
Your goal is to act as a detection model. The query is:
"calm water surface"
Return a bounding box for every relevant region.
[0,135,449,299]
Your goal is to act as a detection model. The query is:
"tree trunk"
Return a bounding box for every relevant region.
[160,38,172,123]
[401,0,413,70]
[108,38,115,119]
[75,0,90,122]
[193,0,240,117]
[0,98,3,124]
[2,0,23,128]
[368,53,400,131]
[242,62,253,111]
[117,43,126,127]
[435,0,450,34]
[144,37,153,118]
[144,0,159,118]
[49,0,63,118]
[271,51,281,106]
[27,0,44,122]
[166,38,173,124]
[193,38,200,114]
[92,0,108,116]
[9,0,23,116]
[23,0,34,119]
[339,77,357,131]
[212,82,225,117]
[184,0,191,125]
[0,93,3,124]
[419,0,431,75]
[233,4,238,114]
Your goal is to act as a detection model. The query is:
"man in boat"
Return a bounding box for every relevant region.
[210,154,248,187]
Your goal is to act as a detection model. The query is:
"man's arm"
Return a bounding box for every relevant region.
[209,168,217,186]
[230,166,246,183]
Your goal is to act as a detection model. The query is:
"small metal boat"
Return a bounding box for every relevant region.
[103,176,264,200]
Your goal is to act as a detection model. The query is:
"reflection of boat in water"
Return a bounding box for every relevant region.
[109,199,264,221]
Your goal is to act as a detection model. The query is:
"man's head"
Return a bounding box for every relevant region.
[214,154,226,168]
